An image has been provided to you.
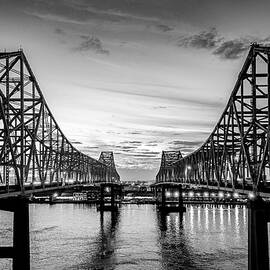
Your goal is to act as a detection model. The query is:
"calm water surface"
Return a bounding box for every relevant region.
[0,204,248,269]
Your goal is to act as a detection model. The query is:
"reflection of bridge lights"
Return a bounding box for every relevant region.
[226,193,231,198]
[218,192,224,198]
[203,192,209,197]
[211,192,215,197]
[188,191,194,197]
[248,192,255,199]
[233,192,239,198]
[165,191,171,197]
[174,191,179,197]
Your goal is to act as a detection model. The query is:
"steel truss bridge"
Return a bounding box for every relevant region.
[156,44,270,196]
[0,50,120,198]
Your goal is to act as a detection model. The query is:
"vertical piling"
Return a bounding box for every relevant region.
[0,197,30,270]
[100,185,104,209]
[248,197,269,270]
[111,186,115,207]
[178,184,184,210]
[161,186,166,208]
[13,198,30,270]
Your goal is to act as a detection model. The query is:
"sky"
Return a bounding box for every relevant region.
[0,0,270,181]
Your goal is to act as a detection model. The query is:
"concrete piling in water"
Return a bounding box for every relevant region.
[248,196,270,270]
[0,197,30,270]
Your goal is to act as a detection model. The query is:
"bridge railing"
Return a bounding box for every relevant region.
[156,44,270,193]
[0,51,119,193]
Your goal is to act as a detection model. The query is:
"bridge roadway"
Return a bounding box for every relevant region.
[155,181,270,198]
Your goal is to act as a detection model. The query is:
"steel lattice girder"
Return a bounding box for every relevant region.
[98,152,120,182]
[156,151,182,182]
[0,51,120,191]
[156,44,270,193]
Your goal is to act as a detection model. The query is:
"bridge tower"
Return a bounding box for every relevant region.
[155,151,185,212]
[98,152,121,211]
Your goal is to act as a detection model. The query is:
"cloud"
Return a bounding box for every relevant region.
[169,140,203,146]
[120,141,142,145]
[213,39,250,59]
[70,140,82,144]
[178,27,221,49]
[81,146,99,150]
[145,143,158,147]
[76,83,223,108]
[129,131,142,135]
[76,35,109,55]
[156,24,174,32]
[178,28,270,60]
[166,140,203,154]
[54,28,66,35]
[153,106,168,109]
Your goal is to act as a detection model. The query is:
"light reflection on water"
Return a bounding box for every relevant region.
[0,204,248,270]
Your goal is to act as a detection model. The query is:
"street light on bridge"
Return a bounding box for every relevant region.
[203,192,209,197]
[218,191,224,198]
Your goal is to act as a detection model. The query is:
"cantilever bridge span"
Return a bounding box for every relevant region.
[156,44,270,196]
[155,44,270,269]
[0,51,120,198]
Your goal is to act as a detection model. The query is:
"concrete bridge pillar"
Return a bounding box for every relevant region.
[178,184,184,209]
[161,185,166,208]
[156,184,186,213]
[0,197,30,270]
[98,184,121,211]
[248,197,269,270]
[99,185,104,209]
[111,185,115,207]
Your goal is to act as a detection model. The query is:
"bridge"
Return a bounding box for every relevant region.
[155,44,270,270]
[0,50,121,269]
[0,51,120,198]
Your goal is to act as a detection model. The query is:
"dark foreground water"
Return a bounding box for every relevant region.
[0,204,249,269]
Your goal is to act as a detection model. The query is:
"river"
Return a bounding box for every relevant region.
[0,204,249,269]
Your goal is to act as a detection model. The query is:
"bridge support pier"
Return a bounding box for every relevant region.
[248,197,270,270]
[156,183,186,213]
[98,183,121,211]
[0,197,30,270]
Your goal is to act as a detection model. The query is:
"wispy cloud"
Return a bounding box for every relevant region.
[178,28,221,49]
[213,39,251,59]
[153,106,168,109]
[169,140,203,147]
[156,24,174,32]
[70,140,82,145]
[75,35,109,55]
[75,82,223,109]
[179,28,270,60]
[54,28,66,35]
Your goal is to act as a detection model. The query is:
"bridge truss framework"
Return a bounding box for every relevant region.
[0,51,120,193]
[156,44,270,194]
